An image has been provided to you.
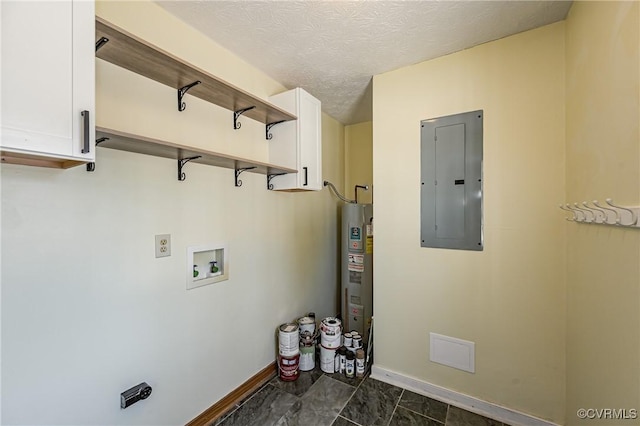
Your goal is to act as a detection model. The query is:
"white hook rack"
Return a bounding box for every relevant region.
[558,199,640,227]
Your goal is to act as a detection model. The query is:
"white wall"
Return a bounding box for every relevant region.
[565,2,640,425]
[372,22,566,422]
[0,1,344,424]
[344,121,373,204]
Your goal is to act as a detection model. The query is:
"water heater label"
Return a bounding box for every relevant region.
[349,271,362,284]
[348,254,364,272]
[350,226,363,250]
[350,227,361,241]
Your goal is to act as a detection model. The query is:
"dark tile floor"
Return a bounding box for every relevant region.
[214,366,511,426]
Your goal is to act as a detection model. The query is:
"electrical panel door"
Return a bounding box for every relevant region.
[421,110,483,251]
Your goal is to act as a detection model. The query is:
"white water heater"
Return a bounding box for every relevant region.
[341,203,373,344]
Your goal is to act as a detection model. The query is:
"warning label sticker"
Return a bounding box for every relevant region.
[348,253,364,272]
[349,271,362,284]
[366,236,373,254]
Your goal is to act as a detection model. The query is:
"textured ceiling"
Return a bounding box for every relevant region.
[156,1,572,124]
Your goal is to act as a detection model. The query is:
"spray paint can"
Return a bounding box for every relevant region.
[338,346,347,374]
[334,350,340,373]
[356,349,365,378]
[345,351,355,378]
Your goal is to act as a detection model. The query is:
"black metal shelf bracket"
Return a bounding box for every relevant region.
[95,37,109,52]
[235,166,257,187]
[267,173,286,190]
[178,156,201,181]
[233,106,256,130]
[266,120,285,140]
[178,81,201,112]
[86,137,110,172]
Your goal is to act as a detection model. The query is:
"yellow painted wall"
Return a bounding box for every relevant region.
[565,2,640,425]
[1,1,344,424]
[372,23,566,422]
[345,121,373,204]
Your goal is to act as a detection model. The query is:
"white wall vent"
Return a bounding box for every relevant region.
[429,332,475,373]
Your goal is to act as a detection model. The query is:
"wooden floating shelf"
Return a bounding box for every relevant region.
[95,127,297,177]
[95,17,297,125]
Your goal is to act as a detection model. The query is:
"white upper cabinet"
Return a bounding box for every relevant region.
[1,0,95,168]
[268,88,322,191]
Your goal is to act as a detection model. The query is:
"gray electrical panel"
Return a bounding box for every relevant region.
[421,110,483,251]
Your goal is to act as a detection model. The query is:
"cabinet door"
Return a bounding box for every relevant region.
[268,88,322,191]
[1,0,94,163]
[297,89,322,190]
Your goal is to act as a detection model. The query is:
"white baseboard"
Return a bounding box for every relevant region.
[370,365,560,426]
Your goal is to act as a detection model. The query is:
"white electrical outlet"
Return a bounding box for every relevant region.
[155,234,171,258]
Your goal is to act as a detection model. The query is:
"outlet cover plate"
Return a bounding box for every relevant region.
[155,234,171,258]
